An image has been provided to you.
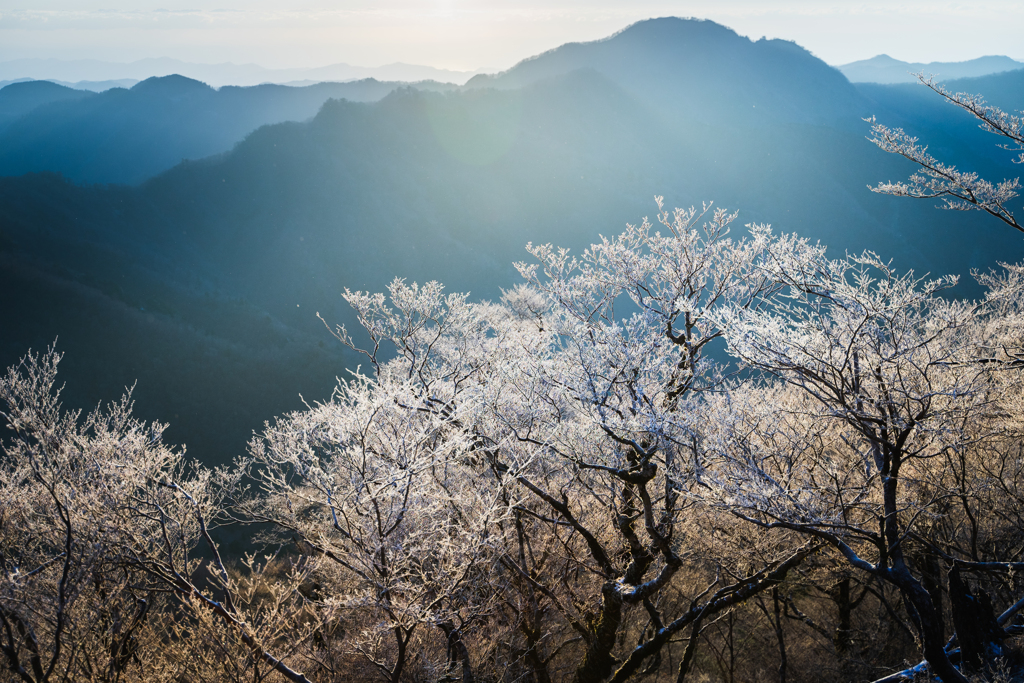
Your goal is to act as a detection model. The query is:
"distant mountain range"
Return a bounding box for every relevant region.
[838,54,1024,83]
[6,46,1021,92]
[0,18,864,186]
[0,57,490,88]
[0,76,456,184]
[0,78,139,92]
[2,17,1022,465]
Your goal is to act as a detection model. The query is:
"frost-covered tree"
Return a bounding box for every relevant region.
[6,197,1024,682]
[868,74,1024,233]
[0,348,320,683]
[243,199,1024,682]
[246,203,830,683]
[245,362,507,683]
[487,201,824,683]
[712,249,1024,682]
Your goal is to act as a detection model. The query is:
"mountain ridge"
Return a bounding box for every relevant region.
[0,76,457,184]
[0,57,491,88]
[839,54,1023,83]
[0,80,95,129]
[466,17,862,128]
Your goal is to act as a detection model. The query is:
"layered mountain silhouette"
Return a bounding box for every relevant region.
[857,68,1024,122]
[839,54,1023,84]
[0,57,488,88]
[2,17,1022,464]
[0,78,139,92]
[0,80,95,129]
[0,75,456,184]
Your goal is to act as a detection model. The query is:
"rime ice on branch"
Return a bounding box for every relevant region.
[868,74,1024,233]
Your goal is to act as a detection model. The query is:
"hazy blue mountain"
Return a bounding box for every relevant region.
[0,57,489,88]
[945,68,1024,113]
[0,75,456,185]
[839,54,1023,84]
[51,79,141,92]
[466,17,863,128]
[0,78,33,90]
[854,68,1024,180]
[0,78,137,92]
[0,80,95,130]
[2,18,1021,465]
[300,62,492,86]
[857,68,1024,116]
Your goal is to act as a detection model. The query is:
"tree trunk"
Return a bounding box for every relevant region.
[572,583,623,683]
[520,623,552,683]
[919,552,945,643]
[675,616,703,683]
[772,588,787,683]
[890,566,967,683]
[948,568,1004,673]
[439,622,475,683]
[390,626,409,683]
[833,577,853,659]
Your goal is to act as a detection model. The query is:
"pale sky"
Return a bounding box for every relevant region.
[1,1,1022,70]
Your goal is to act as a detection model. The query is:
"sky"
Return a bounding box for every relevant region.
[1,1,1022,71]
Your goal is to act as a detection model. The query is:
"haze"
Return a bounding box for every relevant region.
[2,1,1023,71]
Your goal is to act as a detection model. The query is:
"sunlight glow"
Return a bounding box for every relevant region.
[0,1,1022,70]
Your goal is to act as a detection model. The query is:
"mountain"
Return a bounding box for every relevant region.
[854,68,1024,176]
[467,18,862,128]
[839,54,1024,84]
[0,78,32,90]
[857,68,1024,115]
[0,75,456,185]
[2,18,1022,466]
[0,57,489,88]
[52,79,140,92]
[0,80,95,129]
[0,78,138,93]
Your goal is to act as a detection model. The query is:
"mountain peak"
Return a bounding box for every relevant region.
[613,16,740,41]
[0,80,95,128]
[131,74,214,95]
[466,16,858,128]
[0,79,80,100]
